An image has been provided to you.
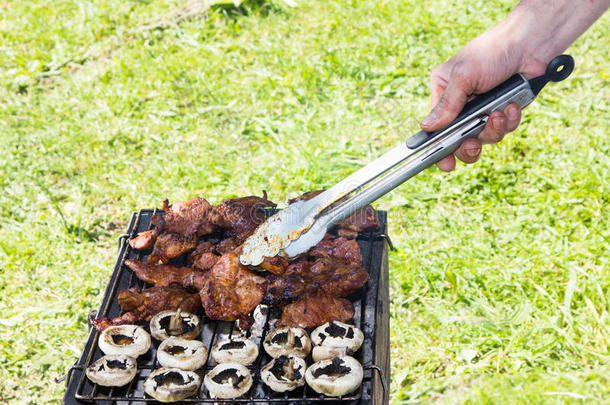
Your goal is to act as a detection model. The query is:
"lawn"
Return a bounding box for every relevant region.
[0,0,608,403]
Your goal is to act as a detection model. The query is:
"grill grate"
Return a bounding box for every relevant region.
[62,209,389,404]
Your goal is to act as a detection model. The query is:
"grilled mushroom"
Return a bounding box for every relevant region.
[144,367,201,402]
[263,326,311,358]
[85,354,137,387]
[210,337,258,366]
[312,345,352,362]
[204,362,253,399]
[261,354,306,392]
[157,337,208,371]
[150,310,201,341]
[98,324,151,358]
[305,356,363,397]
[311,321,363,353]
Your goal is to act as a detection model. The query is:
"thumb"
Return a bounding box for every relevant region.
[420,70,472,132]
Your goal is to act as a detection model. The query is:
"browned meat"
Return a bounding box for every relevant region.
[258,255,289,275]
[263,257,368,305]
[89,311,138,331]
[118,286,201,322]
[278,295,354,329]
[214,192,276,243]
[128,229,159,250]
[337,204,379,238]
[155,197,218,237]
[125,259,207,288]
[189,242,221,270]
[310,236,362,266]
[148,232,197,264]
[200,253,268,329]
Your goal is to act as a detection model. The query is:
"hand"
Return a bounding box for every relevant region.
[420,25,547,172]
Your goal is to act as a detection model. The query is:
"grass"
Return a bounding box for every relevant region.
[0,0,608,403]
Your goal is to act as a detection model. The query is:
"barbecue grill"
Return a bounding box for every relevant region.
[61,208,391,404]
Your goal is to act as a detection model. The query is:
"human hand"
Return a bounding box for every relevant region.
[420,26,547,172]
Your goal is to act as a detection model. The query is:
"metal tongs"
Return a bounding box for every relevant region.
[240,55,575,266]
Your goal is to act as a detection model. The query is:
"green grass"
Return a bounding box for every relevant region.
[0,0,608,403]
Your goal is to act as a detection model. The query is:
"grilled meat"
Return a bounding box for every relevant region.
[128,229,159,250]
[310,236,362,265]
[214,192,276,243]
[89,286,201,331]
[125,259,207,289]
[200,253,268,329]
[155,197,219,237]
[148,232,197,264]
[118,286,201,322]
[263,256,368,305]
[337,204,379,238]
[278,295,355,329]
[89,311,138,331]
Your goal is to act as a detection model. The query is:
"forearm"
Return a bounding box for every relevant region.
[498,0,609,75]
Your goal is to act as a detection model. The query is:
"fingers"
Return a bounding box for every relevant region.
[436,154,456,172]
[479,104,521,144]
[454,138,482,164]
[421,64,474,132]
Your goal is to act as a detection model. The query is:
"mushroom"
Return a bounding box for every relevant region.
[312,346,352,362]
[311,321,363,353]
[98,324,151,358]
[210,337,258,366]
[263,326,311,358]
[204,362,253,399]
[149,310,201,341]
[85,354,137,387]
[157,337,208,371]
[261,354,307,392]
[144,367,201,402]
[305,356,363,397]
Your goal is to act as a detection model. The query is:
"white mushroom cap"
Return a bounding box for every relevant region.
[157,337,208,371]
[311,321,363,352]
[86,354,137,387]
[144,367,201,402]
[263,326,311,358]
[149,310,202,341]
[305,356,363,397]
[204,362,253,399]
[312,346,352,362]
[210,337,258,366]
[98,325,151,358]
[261,354,307,393]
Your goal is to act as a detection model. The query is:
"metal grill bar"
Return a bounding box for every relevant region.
[63,209,388,404]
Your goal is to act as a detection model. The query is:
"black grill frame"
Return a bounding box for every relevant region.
[62,209,389,404]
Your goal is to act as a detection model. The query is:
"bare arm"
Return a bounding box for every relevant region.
[421,0,609,172]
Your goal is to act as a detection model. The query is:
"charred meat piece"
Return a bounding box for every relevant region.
[125,259,207,289]
[309,236,362,266]
[337,204,379,238]
[189,242,220,270]
[258,255,289,275]
[129,229,159,250]
[278,295,354,329]
[118,286,201,322]
[214,192,276,243]
[155,197,219,237]
[200,253,268,329]
[263,257,368,305]
[89,311,138,331]
[148,232,197,264]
